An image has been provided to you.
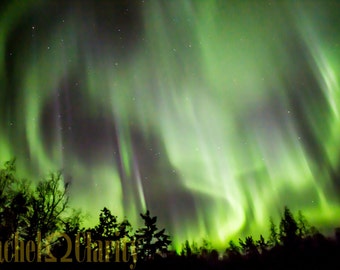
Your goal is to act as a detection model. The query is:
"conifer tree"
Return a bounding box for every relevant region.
[268,217,279,247]
[279,206,299,246]
[134,210,171,260]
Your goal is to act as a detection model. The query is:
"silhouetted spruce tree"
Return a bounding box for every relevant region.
[297,210,312,238]
[181,240,192,257]
[256,234,268,254]
[225,240,241,260]
[239,236,259,258]
[93,207,120,240]
[134,210,171,261]
[279,206,299,247]
[94,207,132,240]
[181,240,202,257]
[268,217,279,247]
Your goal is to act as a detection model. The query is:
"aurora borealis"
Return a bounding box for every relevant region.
[1,0,340,250]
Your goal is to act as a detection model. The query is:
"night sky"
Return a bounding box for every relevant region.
[1,0,340,250]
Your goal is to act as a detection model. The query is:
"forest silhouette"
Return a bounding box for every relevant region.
[1,159,340,269]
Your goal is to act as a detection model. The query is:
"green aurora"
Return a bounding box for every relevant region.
[1,0,340,250]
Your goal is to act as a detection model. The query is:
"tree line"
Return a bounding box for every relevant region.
[1,159,340,269]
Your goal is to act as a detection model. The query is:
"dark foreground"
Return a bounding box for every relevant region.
[2,246,340,270]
